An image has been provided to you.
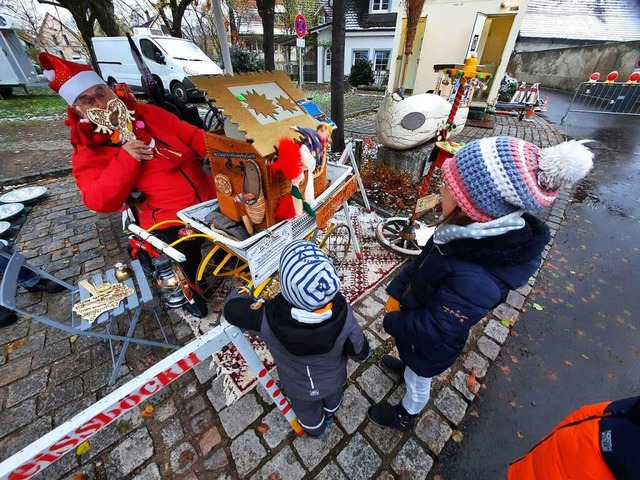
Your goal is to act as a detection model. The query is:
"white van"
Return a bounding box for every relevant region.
[92,33,223,101]
[0,13,39,97]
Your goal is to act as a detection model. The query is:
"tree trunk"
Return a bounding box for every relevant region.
[89,0,119,36]
[256,0,275,71]
[330,0,345,151]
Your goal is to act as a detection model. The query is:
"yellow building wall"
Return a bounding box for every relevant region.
[387,0,528,104]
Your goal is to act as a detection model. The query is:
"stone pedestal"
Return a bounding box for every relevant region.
[376,142,436,183]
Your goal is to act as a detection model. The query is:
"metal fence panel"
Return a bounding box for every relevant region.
[562,81,640,123]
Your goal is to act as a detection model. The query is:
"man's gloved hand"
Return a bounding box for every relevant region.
[385,296,401,313]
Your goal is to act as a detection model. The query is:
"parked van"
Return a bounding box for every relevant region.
[0,13,39,98]
[92,32,223,101]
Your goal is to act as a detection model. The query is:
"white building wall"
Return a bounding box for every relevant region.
[387,0,528,103]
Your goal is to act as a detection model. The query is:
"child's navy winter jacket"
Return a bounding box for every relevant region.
[224,290,370,401]
[384,214,550,378]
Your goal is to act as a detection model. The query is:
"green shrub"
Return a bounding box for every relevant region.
[349,58,375,87]
[498,73,519,102]
[230,45,265,73]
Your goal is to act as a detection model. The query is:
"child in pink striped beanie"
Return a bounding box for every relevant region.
[369,136,593,431]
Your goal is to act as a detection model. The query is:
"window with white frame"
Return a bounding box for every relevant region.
[373,50,390,71]
[371,0,389,13]
[326,49,331,66]
[352,49,369,65]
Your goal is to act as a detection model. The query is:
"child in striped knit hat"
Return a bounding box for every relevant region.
[368,136,593,431]
[224,240,370,438]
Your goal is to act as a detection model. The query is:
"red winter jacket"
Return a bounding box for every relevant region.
[69,102,215,229]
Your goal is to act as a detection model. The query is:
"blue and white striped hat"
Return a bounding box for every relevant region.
[279,240,340,311]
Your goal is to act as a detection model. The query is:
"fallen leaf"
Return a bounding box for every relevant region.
[75,441,90,456]
[516,431,525,439]
[551,272,560,279]
[564,360,573,367]
[565,284,575,293]
[509,400,518,408]
[581,354,590,360]
[510,355,519,364]
[544,371,558,381]
[577,330,585,336]
[501,319,511,328]
[178,449,195,466]
[500,365,511,375]
[433,476,444,480]
[469,411,480,418]
[466,367,480,394]
[140,405,154,418]
[565,302,574,310]
[256,423,270,434]
[451,430,464,442]
[614,316,625,324]
[607,373,617,380]
[532,303,544,311]
[72,475,88,480]
[70,335,78,343]
[7,338,28,354]
[267,474,280,480]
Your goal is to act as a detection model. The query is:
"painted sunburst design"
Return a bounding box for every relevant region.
[275,95,298,113]
[242,89,278,119]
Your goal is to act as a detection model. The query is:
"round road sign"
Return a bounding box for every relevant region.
[295,13,307,38]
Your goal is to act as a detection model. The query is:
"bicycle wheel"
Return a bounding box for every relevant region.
[196,244,248,301]
[318,223,352,268]
[375,217,425,258]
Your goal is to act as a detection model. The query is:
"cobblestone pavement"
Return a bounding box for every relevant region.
[0,114,566,479]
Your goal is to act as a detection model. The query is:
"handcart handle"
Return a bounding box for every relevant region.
[127,224,187,263]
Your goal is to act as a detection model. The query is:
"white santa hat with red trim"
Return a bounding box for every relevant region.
[38,52,106,105]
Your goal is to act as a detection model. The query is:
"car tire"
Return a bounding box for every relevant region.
[171,82,187,102]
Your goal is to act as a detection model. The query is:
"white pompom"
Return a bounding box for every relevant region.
[537,140,594,190]
[43,69,55,81]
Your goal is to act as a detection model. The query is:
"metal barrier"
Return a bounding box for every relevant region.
[561,80,640,123]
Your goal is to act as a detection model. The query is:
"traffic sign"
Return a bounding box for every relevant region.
[296,38,305,48]
[295,13,307,38]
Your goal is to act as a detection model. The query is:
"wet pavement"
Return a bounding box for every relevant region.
[431,89,640,479]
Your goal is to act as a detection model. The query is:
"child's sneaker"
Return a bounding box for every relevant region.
[306,431,325,440]
[325,413,334,426]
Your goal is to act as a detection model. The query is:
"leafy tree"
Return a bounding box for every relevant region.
[229,44,264,72]
[350,58,374,87]
[154,0,197,38]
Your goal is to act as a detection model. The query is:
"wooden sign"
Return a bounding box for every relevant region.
[415,194,441,214]
[315,176,358,230]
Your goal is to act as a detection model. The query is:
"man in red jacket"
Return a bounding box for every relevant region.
[39,53,215,288]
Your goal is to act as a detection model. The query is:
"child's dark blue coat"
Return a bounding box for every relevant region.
[384,214,550,377]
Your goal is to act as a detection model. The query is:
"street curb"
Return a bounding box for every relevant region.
[1,166,72,186]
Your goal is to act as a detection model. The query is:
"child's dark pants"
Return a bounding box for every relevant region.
[289,390,343,436]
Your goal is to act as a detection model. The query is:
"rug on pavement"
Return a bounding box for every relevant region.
[185,206,405,405]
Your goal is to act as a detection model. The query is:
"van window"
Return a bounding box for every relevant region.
[140,39,163,63]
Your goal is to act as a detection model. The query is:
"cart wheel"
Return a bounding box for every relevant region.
[319,223,351,269]
[375,217,425,258]
[196,245,247,301]
[253,273,280,300]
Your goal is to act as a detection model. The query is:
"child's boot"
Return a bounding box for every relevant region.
[367,403,417,431]
[381,354,405,375]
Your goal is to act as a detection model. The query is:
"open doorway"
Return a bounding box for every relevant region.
[467,13,515,103]
[393,16,426,94]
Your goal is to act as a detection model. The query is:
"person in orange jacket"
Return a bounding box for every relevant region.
[508,395,640,479]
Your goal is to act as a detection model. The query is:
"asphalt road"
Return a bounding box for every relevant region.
[431,88,640,479]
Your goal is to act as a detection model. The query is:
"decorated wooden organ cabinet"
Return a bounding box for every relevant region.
[190,72,334,235]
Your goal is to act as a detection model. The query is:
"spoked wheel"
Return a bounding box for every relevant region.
[319,223,352,269]
[196,245,247,301]
[375,217,427,258]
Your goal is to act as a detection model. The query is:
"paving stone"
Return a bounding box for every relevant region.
[178,380,198,400]
[336,432,382,480]
[132,463,162,480]
[316,461,348,480]
[391,438,433,480]
[0,355,32,387]
[493,303,519,326]
[451,370,478,402]
[368,316,390,340]
[414,409,453,455]
[170,441,199,475]
[230,430,266,477]
[357,295,385,320]
[49,352,92,385]
[218,393,263,438]
[160,418,184,448]
[434,387,467,426]
[337,384,370,434]
[185,395,207,416]
[356,365,394,403]
[372,283,389,302]
[30,444,78,480]
[81,409,141,463]
[250,446,305,480]
[517,283,532,297]
[463,351,490,379]
[198,426,222,456]
[53,394,98,427]
[506,290,526,310]
[193,359,217,384]
[364,421,404,454]
[0,319,30,347]
[346,358,359,377]
[87,363,116,392]
[0,396,36,437]
[375,471,395,480]
[388,383,406,406]
[206,375,227,412]
[0,355,5,367]
[155,398,178,423]
[6,367,49,408]
[203,448,229,474]
[484,319,510,344]
[7,330,45,360]
[31,339,71,370]
[0,404,45,456]
[260,406,292,449]
[37,376,84,415]
[363,329,381,350]
[106,428,154,478]
[353,310,369,328]
[477,336,501,361]
[293,424,343,470]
